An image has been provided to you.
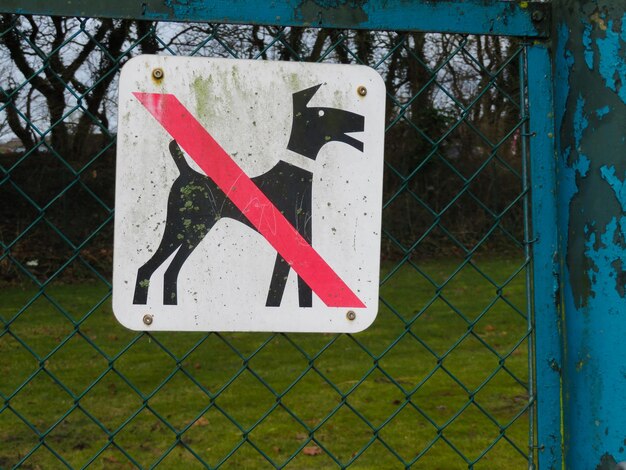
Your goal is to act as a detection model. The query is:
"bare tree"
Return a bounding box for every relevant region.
[0,15,158,162]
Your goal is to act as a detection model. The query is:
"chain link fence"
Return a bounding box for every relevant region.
[1,15,535,468]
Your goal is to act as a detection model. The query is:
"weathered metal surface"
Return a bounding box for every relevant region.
[113,56,385,332]
[1,0,550,37]
[527,43,563,470]
[554,0,626,467]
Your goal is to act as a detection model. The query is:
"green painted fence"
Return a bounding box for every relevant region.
[0,8,550,468]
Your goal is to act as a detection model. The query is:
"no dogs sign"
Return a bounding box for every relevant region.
[113,56,385,332]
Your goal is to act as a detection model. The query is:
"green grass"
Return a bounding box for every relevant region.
[0,256,533,469]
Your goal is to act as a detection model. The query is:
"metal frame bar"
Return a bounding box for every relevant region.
[527,42,563,470]
[1,0,550,37]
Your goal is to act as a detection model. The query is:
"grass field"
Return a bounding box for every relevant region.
[0,256,533,469]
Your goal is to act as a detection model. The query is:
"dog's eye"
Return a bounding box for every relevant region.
[318,110,325,117]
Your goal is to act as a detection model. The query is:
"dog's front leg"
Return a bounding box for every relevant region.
[297,275,312,308]
[265,254,313,307]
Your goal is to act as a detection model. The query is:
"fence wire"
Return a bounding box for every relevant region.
[0,15,535,469]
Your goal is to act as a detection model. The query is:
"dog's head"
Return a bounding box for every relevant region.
[287,84,365,159]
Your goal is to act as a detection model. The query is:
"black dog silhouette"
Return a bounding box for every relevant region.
[132,84,365,307]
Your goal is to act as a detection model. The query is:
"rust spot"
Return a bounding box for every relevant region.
[589,11,608,31]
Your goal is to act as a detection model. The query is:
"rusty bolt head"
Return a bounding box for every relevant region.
[346,310,356,321]
[143,314,154,326]
[357,86,367,97]
[152,68,164,80]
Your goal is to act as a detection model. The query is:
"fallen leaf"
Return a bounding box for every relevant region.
[513,395,528,403]
[192,417,209,427]
[303,445,322,456]
[295,432,308,441]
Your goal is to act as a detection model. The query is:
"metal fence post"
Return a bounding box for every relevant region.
[527,42,563,470]
[553,0,626,468]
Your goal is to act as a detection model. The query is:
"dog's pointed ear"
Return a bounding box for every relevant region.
[293,84,322,108]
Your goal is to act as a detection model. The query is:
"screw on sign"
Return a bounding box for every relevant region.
[113,56,385,332]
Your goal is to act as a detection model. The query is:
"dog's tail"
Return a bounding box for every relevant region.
[169,140,193,174]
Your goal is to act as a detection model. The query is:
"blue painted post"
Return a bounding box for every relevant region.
[527,43,563,470]
[554,0,626,468]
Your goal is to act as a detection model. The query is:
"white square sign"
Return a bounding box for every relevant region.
[113,55,385,332]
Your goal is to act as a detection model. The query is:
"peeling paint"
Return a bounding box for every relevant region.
[561,19,626,309]
[574,96,589,140]
[596,106,611,119]
[601,166,626,211]
[595,15,626,104]
[584,216,626,304]
[556,0,626,468]
[297,0,368,26]
[583,23,595,69]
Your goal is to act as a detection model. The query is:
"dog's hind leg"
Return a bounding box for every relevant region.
[162,242,199,305]
[133,238,181,304]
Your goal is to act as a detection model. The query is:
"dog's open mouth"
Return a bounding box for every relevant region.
[332,111,365,152]
[336,132,364,152]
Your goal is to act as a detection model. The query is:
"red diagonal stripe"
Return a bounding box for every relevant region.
[133,92,366,308]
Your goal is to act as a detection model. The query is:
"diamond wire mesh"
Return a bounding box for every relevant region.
[0,15,535,469]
